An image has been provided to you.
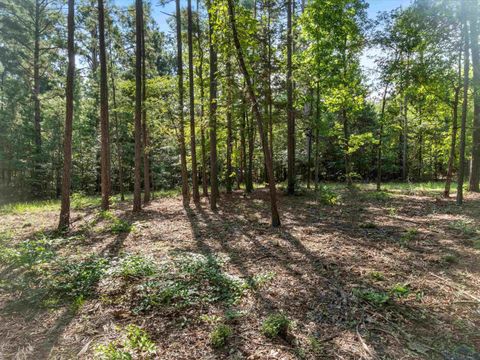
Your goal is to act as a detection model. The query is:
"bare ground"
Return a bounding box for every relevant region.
[0,186,479,359]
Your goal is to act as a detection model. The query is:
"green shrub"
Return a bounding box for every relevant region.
[442,254,458,264]
[261,313,291,338]
[353,288,390,306]
[110,218,133,234]
[210,324,233,348]
[400,228,418,245]
[316,185,340,206]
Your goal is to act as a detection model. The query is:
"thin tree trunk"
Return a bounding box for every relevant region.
[376,83,389,191]
[133,0,143,212]
[33,0,42,196]
[111,70,124,201]
[98,0,111,210]
[343,109,352,185]
[208,0,219,209]
[314,83,320,191]
[227,0,280,227]
[226,59,233,194]
[59,0,75,230]
[457,6,470,205]
[176,0,190,206]
[402,95,408,181]
[469,0,480,191]
[444,80,460,197]
[187,0,200,202]
[286,0,295,195]
[142,18,151,204]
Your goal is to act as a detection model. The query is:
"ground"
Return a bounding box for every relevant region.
[0,183,479,359]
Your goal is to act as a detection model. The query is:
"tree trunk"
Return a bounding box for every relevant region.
[111,69,124,201]
[142,19,151,203]
[98,0,111,210]
[376,83,389,191]
[187,0,200,202]
[457,5,470,206]
[227,0,280,227]
[208,1,219,209]
[32,0,42,197]
[402,95,408,181]
[176,0,190,206]
[314,83,320,191]
[226,59,233,194]
[59,0,75,230]
[133,0,143,212]
[444,73,460,197]
[469,0,480,191]
[286,0,295,195]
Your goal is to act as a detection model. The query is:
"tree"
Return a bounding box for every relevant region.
[208,0,219,210]
[98,0,111,210]
[176,0,190,206]
[58,0,75,230]
[286,0,295,195]
[457,0,469,206]
[187,0,200,202]
[227,0,280,227]
[142,12,151,203]
[133,0,143,212]
[469,0,480,191]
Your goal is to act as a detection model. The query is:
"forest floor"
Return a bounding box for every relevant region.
[0,183,479,359]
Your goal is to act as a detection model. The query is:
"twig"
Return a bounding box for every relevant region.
[429,272,480,303]
[356,324,376,359]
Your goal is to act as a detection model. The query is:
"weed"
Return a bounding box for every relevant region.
[134,253,245,313]
[400,228,418,245]
[111,254,157,279]
[448,220,477,237]
[369,271,385,281]
[390,283,410,297]
[309,336,323,354]
[49,256,109,300]
[387,207,397,216]
[210,324,233,348]
[442,254,458,264]
[95,324,156,359]
[261,313,291,339]
[110,218,133,234]
[473,239,480,250]
[359,222,377,229]
[353,288,390,306]
[245,271,276,290]
[316,185,340,206]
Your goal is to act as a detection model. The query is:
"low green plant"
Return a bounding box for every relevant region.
[473,239,480,250]
[390,283,410,297]
[95,324,156,359]
[316,185,340,206]
[261,313,291,339]
[309,336,323,354]
[359,222,377,229]
[210,324,233,348]
[442,254,458,264]
[369,271,384,281]
[112,254,157,279]
[134,253,245,313]
[110,218,133,234]
[49,256,109,300]
[400,228,418,245]
[448,220,477,237]
[245,271,276,290]
[353,288,390,306]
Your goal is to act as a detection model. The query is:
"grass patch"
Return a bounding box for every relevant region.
[448,220,477,237]
[390,283,410,298]
[133,253,246,313]
[210,324,233,348]
[261,313,291,339]
[110,254,157,279]
[400,228,418,246]
[353,288,390,306]
[95,324,156,359]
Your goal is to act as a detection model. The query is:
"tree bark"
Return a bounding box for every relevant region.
[133,0,143,212]
[376,83,389,191]
[469,0,480,191]
[208,0,219,210]
[227,0,280,227]
[226,59,233,194]
[59,0,75,230]
[457,5,470,206]
[33,0,42,196]
[98,0,111,210]
[286,0,295,195]
[187,0,200,202]
[142,18,151,203]
[176,0,190,206]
